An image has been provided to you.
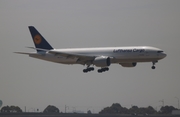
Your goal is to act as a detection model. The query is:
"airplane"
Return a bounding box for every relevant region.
[15,26,166,73]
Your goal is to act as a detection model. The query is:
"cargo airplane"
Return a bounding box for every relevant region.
[15,26,166,73]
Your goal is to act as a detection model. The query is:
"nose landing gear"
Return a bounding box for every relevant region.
[151,66,156,69]
[152,61,158,69]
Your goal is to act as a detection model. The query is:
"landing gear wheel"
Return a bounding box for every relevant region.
[151,66,155,69]
[97,67,109,73]
[83,67,95,73]
[83,69,88,73]
[151,61,157,70]
[101,68,106,72]
[105,68,109,71]
[89,67,94,71]
[98,69,102,73]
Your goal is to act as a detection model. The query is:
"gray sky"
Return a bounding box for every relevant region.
[0,0,180,113]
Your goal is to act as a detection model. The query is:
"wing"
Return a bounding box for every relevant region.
[49,50,95,64]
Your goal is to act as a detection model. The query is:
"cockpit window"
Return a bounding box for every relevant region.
[157,51,163,53]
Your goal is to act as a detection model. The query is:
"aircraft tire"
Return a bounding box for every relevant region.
[151,66,155,69]
[105,68,109,71]
[89,67,94,71]
[83,69,88,73]
[98,69,102,73]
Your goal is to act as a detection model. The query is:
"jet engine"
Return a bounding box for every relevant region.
[120,62,137,67]
[93,56,111,67]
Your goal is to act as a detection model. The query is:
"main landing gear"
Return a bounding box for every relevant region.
[151,61,158,69]
[83,67,94,73]
[83,66,109,73]
[97,68,109,73]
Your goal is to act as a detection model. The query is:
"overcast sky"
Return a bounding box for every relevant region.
[0,0,180,113]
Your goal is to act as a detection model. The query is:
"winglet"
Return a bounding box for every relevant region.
[28,26,53,52]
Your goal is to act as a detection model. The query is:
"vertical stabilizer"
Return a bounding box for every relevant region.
[28,26,53,52]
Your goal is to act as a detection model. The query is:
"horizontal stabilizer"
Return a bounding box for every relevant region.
[26,47,51,52]
[14,52,31,55]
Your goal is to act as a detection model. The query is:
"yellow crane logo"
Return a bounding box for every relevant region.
[34,35,42,44]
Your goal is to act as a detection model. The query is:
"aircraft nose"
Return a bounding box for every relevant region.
[161,52,167,58]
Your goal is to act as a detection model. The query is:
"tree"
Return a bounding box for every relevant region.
[111,103,122,113]
[159,105,177,114]
[87,110,92,114]
[129,105,139,114]
[43,105,60,113]
[1,106,10,113]
[99,103,129,114]
[1,105,22,113]
[129,106,157,115]
[146,106,157,114]
[10,106,22,112]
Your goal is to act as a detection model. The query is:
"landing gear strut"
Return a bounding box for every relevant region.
[151,61,158,69]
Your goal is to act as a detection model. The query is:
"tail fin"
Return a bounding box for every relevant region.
[28,26,53,52]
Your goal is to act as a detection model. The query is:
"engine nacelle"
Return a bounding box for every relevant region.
[120,62,137,67]
[93,56,111,67]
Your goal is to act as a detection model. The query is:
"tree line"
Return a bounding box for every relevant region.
[0,103,178,114]
[99,103,178,115]
[0,105,59,113]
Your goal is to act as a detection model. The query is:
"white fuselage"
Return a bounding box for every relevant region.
[29,46,166,65]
